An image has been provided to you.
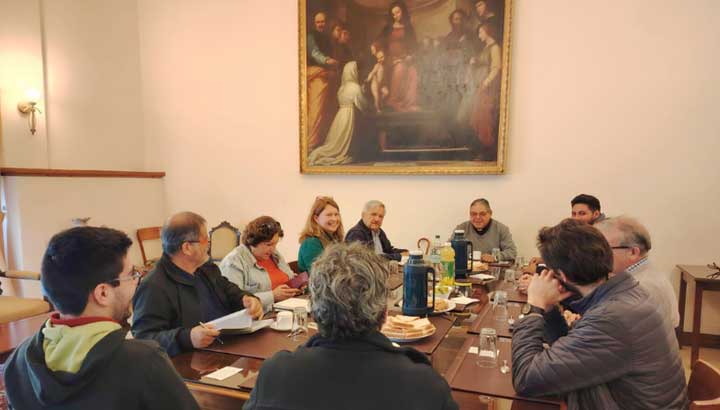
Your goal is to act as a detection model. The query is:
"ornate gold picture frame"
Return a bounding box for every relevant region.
[299,0,512,175]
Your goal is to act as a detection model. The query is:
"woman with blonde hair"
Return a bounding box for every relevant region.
[298,196,344,273]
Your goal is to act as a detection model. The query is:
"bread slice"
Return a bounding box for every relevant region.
[381,315,436,340]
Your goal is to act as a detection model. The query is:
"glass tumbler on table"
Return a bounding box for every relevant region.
[292,306,309,341]
[493,290,508,323]
[477,327,498,368]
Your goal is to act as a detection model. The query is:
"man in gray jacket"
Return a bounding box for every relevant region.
[512,219,688,410]
[452,198,517,262]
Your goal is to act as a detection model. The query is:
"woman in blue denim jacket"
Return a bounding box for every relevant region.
[219,216,300,309]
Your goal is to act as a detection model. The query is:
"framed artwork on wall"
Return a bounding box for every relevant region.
[299,0,512,175]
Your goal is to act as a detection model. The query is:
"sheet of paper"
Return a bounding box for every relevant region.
[250,319,274,332]
[207,309,252,330]
[205,366,243,380]
[468,346,479,354]
[273,297,310,311]
[450,296,480,305]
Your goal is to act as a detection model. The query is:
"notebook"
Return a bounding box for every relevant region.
[207,309,273,335]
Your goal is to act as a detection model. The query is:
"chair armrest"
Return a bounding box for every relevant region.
[1,270,41,280]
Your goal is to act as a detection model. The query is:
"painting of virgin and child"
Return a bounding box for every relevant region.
[300,0,512,174]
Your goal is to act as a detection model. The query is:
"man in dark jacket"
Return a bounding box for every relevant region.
[4,226,199,410]
[345,200,407,261]
[512,219,688,410]
[244,242,457,410]
[132,211,262,356]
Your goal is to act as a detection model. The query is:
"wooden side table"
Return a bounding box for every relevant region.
[677,265,720,364]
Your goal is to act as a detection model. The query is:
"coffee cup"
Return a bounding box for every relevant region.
[276,311,293,329]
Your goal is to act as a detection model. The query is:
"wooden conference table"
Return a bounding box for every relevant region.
[0,266,561,410]
[172,268,561,410]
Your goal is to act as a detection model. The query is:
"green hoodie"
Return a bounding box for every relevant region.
[42,320,121,373]
[4,318,199,410]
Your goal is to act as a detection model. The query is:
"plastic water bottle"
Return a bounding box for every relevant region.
[429,235,442,266]
[439,242,455,292]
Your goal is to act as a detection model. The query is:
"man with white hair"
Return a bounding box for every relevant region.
[595,216,680,328]
[345,200,407,261]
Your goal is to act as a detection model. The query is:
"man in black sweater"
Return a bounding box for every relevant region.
[4,226,199,410]
[345,200,407,261]
[132,211,263,356]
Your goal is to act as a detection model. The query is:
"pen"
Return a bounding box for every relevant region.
[199,321,224,345]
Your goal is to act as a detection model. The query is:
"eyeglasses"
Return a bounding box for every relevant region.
[187,237,210,245]
[610,246,633,250]
[107,269,142,287]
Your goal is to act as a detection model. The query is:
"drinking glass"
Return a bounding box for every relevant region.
[292,306,308,341]
[477,327,498,368]
[456,281,473,298]
[504,269,516,287]
[493,290,508,322]
[492,248,501,262]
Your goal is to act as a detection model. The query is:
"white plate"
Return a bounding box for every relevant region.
[431,299,457,314]
[269,321,292,331]
[470,273,496,281]
[396,299,457,313]
[386,328,436,343]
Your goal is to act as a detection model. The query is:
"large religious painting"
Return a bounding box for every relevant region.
[299,0,512,175]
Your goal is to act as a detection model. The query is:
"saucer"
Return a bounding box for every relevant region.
[270,321,292,331]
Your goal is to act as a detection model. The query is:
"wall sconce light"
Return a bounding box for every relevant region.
[17,89,42,135]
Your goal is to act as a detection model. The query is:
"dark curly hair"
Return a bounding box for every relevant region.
[242,216,284,248]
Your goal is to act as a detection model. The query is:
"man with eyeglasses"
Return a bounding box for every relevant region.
[4,226,199,410]
[452,198,517,262]
[595,216,680,328]
[132,211,263,356]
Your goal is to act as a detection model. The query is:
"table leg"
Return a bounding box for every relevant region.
[677,275,686,343]
[691,284,703,365]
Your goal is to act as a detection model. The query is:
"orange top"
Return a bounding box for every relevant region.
[258,258,289,289]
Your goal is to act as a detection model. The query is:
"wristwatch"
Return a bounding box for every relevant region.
[521,303,545,316]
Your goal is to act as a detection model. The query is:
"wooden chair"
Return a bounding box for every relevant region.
[136,226,162,268]
[209,221,241,262]
[0,270,51,324]
[688,360,720,409]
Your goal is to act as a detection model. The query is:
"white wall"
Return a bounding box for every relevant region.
[138,0,720,333]
[0,0,164,297]
[42,0,146,170]
[0,0,48,167]
[2,176,165,297]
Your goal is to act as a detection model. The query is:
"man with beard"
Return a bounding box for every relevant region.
[4,227,199,410]
[439,9,473,118]
[307,11,340,150]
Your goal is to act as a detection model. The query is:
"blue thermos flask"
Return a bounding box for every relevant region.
[451,230,473,279]
[402,250,436,316]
